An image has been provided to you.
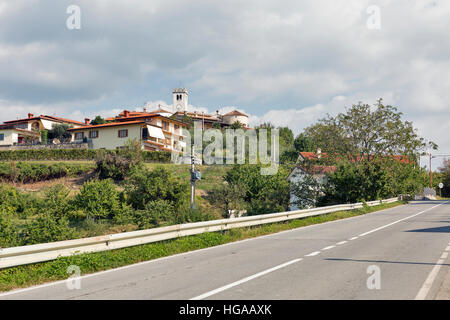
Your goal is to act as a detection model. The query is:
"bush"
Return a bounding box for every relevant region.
[41,184,72,218]
[24,213,76,244]
[0,162,94,183]
[124,166,189,211]
[74,179,123,220]
[95,139,143,180]
[0,149,172,162]
[133,199,175,229]
[223,164,290,215]
[0,212,21,247]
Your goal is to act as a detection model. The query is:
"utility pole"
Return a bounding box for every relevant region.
[429,153,432,188]
[191,143,195,209]
[427,153,450,188]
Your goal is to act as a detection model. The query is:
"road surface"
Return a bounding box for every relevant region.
[1,200,450,300]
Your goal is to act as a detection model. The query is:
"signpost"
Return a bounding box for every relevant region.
[439,182,444,198]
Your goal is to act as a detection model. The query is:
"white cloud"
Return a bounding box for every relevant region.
[0,0,449,161]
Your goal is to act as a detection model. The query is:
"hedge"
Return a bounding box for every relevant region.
[0,149,172,163]
[0,162,96,183]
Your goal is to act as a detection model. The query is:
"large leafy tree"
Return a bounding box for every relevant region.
[48,124,71,142]
[294,133,316,153]
[304,99,437,162]
[223,164,290,215]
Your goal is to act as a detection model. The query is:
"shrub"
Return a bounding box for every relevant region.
[133,199,175,229]
[95,139,143,180]
[74,179,122,220]
[0,149,172,162]
[41,184,72,218]
[124,166,189,211]
[0,212,21,247]
[0,162,94,183]
[24,213,76,244]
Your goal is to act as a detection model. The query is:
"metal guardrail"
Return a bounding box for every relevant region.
[0,197,399,269]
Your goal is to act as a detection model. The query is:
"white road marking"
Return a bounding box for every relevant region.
[336,241,347,245]
[322,246,335,251]
[359,202,447,237]
[445,246,450,252]
[305,251,321,257]
[190,258,302,300]
[349,237,358,241]
[415,258,447,300]
[441,252,449,259]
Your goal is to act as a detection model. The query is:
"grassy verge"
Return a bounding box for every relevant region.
[0,201,405,292]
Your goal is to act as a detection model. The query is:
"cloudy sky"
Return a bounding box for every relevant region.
[0,0,449,168]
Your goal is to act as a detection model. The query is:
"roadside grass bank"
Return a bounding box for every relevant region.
[0,201,405,292]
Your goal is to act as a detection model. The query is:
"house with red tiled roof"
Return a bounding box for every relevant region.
[287,148,413,210]
[69,110,188,152]
[0,113,86,146]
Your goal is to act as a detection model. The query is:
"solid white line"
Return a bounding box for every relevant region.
[322,246,335,251]
[445,246,450,252]
[441,252,449,260]
[415,259,446,300]
[349,237,358,241]
[359,201,448,238]
[190,258,302,300]
[336,241,347,245]
[305,251,321,257]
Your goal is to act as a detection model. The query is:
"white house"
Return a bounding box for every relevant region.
[0,114,86,146]
[287,165,336,211]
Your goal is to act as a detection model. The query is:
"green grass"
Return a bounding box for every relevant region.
[0,201,405,292]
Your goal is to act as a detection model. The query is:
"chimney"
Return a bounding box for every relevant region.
[143,107,147,113]
[84,118,90,125]
[317,148,322,159]
[124,110,130,117]
[28,113,34,119]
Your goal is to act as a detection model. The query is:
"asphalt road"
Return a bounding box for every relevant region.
[1,200,450,300]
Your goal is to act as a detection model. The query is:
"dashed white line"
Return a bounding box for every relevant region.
[349,237,358,241]
[445,246,450,252]
[305,251,321,257]
[336,241,348,245]
[190,258,302,300]
[322,245,335,251]
[359,201,447,238]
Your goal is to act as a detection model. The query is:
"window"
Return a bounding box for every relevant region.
[0,133,4,141]
[89,131,99,139]
[118,129,128,138]
[74,132,84,140]
[175,124,179,130]
[163,121,168,130]
[14,123,28,129]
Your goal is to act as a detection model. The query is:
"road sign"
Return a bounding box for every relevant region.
[439,183,444,189]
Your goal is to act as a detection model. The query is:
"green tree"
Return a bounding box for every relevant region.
[208,182,247,217]
[48,124,71,142]
[304,99,437,162]
[294,133,316,153]
[438,159,450,197]
[224,164,290,215]
[290,172,323,209]
[90,116,106,125]
[124,166,189,214]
